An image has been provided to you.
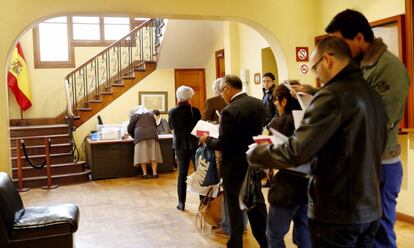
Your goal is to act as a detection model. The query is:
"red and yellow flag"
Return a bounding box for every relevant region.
[7,42,32,111]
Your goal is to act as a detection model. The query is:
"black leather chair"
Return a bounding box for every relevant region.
[0,172,79,248]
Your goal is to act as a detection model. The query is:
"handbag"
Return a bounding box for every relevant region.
[195,145,219,186]
[197,186,223,228]
[239,168,266,212]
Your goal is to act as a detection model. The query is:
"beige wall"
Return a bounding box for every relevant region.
[205,25,225,99]
[316,0,405,34]
[238,23,270,99]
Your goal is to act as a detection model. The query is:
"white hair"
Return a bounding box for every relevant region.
[129,105,148,117]
[212,78,222,96]
[176,85,194,101]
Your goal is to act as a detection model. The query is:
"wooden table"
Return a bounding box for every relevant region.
[85,134,174,180]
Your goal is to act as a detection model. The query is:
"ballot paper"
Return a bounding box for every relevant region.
[251,127,311,174]
[297,92,314,110]
[292,110,305,129]
[191,120,219,138]
[291,93,314,130]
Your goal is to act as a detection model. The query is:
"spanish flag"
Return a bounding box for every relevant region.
[8,42,32,111]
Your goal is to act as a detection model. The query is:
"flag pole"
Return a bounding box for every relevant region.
[20,109,23,120]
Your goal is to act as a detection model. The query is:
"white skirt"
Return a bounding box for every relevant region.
[133,139,163,166]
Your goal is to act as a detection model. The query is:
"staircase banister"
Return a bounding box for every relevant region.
[64,18,158,80]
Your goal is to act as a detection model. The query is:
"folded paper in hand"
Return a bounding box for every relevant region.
[292,93,314,130]
[191,120,219,138]
[252,127,310,174]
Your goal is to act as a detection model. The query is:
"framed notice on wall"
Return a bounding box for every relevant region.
[138,91,168,114]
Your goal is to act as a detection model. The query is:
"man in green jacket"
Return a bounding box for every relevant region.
[326,9,411,248]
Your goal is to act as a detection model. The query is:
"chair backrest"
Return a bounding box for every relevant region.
[0,172,24,232]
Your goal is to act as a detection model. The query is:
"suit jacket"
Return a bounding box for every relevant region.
[202,95,227,123]
[168,102,201,151]
[206,93,265,179]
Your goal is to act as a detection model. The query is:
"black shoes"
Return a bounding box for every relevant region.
[176,202,185,211]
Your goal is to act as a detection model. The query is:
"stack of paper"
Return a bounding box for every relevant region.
[191,120,219,138]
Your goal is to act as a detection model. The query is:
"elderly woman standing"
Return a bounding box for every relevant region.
[168,86,201,211]
[127,106,163,179]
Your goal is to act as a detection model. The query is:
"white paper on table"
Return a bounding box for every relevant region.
[292,110,305,129]
[191,120,219,138]
[297,92,314,110]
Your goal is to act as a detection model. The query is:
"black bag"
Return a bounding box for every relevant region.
[195,145,219,186]
[239,168,265,211]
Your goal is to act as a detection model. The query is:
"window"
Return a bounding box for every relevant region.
[104,17,130,40]
[73,16,100,41]
[33,16,75,68]
[33,15,141,68]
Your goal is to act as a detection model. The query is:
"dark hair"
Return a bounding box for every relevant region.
[152,109,160,116]
[325,9,374,42]
[316,36,352,61]
[263,72,275,81]
[273,84,301,114]
[222,75,243,90]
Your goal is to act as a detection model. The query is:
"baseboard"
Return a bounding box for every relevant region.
[397,212,414,224]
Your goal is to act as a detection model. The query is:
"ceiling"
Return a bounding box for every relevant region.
[156,19,223,69]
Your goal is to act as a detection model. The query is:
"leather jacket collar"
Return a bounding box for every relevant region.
[323,61,362,88]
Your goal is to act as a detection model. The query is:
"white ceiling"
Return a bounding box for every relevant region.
[157,19,223,69]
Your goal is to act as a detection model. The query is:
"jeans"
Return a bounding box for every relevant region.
[175,150,196,205]
[267,204,311,248]
[309,219,380,248]
[220,194,248,234]
[375,161,403,248]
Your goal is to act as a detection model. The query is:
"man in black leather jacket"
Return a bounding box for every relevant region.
[247,37,388,247]
[262,72,278,126]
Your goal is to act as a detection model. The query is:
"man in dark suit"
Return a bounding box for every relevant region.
[201,75,267,248]
[203,78,227,123]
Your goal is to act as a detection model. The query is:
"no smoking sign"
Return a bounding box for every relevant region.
[296,47,309,62]
[300,64,309,74]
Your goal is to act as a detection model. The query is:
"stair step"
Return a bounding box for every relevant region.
[11,143,72,157]
[111,83,124,87]
[10,124,69,137]
[13,169,91,188]
[12,152,73,167]
[12,161,86,178]
[89,99,102,103]
[100,91,113,95]
[122,75,135,80]
[10,134,70,147]
[77,107,92,111]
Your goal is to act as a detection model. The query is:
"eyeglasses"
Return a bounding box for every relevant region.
[311,56,324,72]
[220,85,229,95]
[311,53,334,72]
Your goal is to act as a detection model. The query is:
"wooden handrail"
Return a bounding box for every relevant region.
[65,19,154,79]
[64,18,164,119]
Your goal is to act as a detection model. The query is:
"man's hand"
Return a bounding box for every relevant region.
[200,133,209,144]
[246,143,265,169]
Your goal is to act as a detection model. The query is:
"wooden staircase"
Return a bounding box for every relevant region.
[9,124,90,188]
[64,61,157,128]
[64,18,165,127]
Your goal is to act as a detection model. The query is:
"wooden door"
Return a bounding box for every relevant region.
[174,69,206,114]
[215,49,225,78]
